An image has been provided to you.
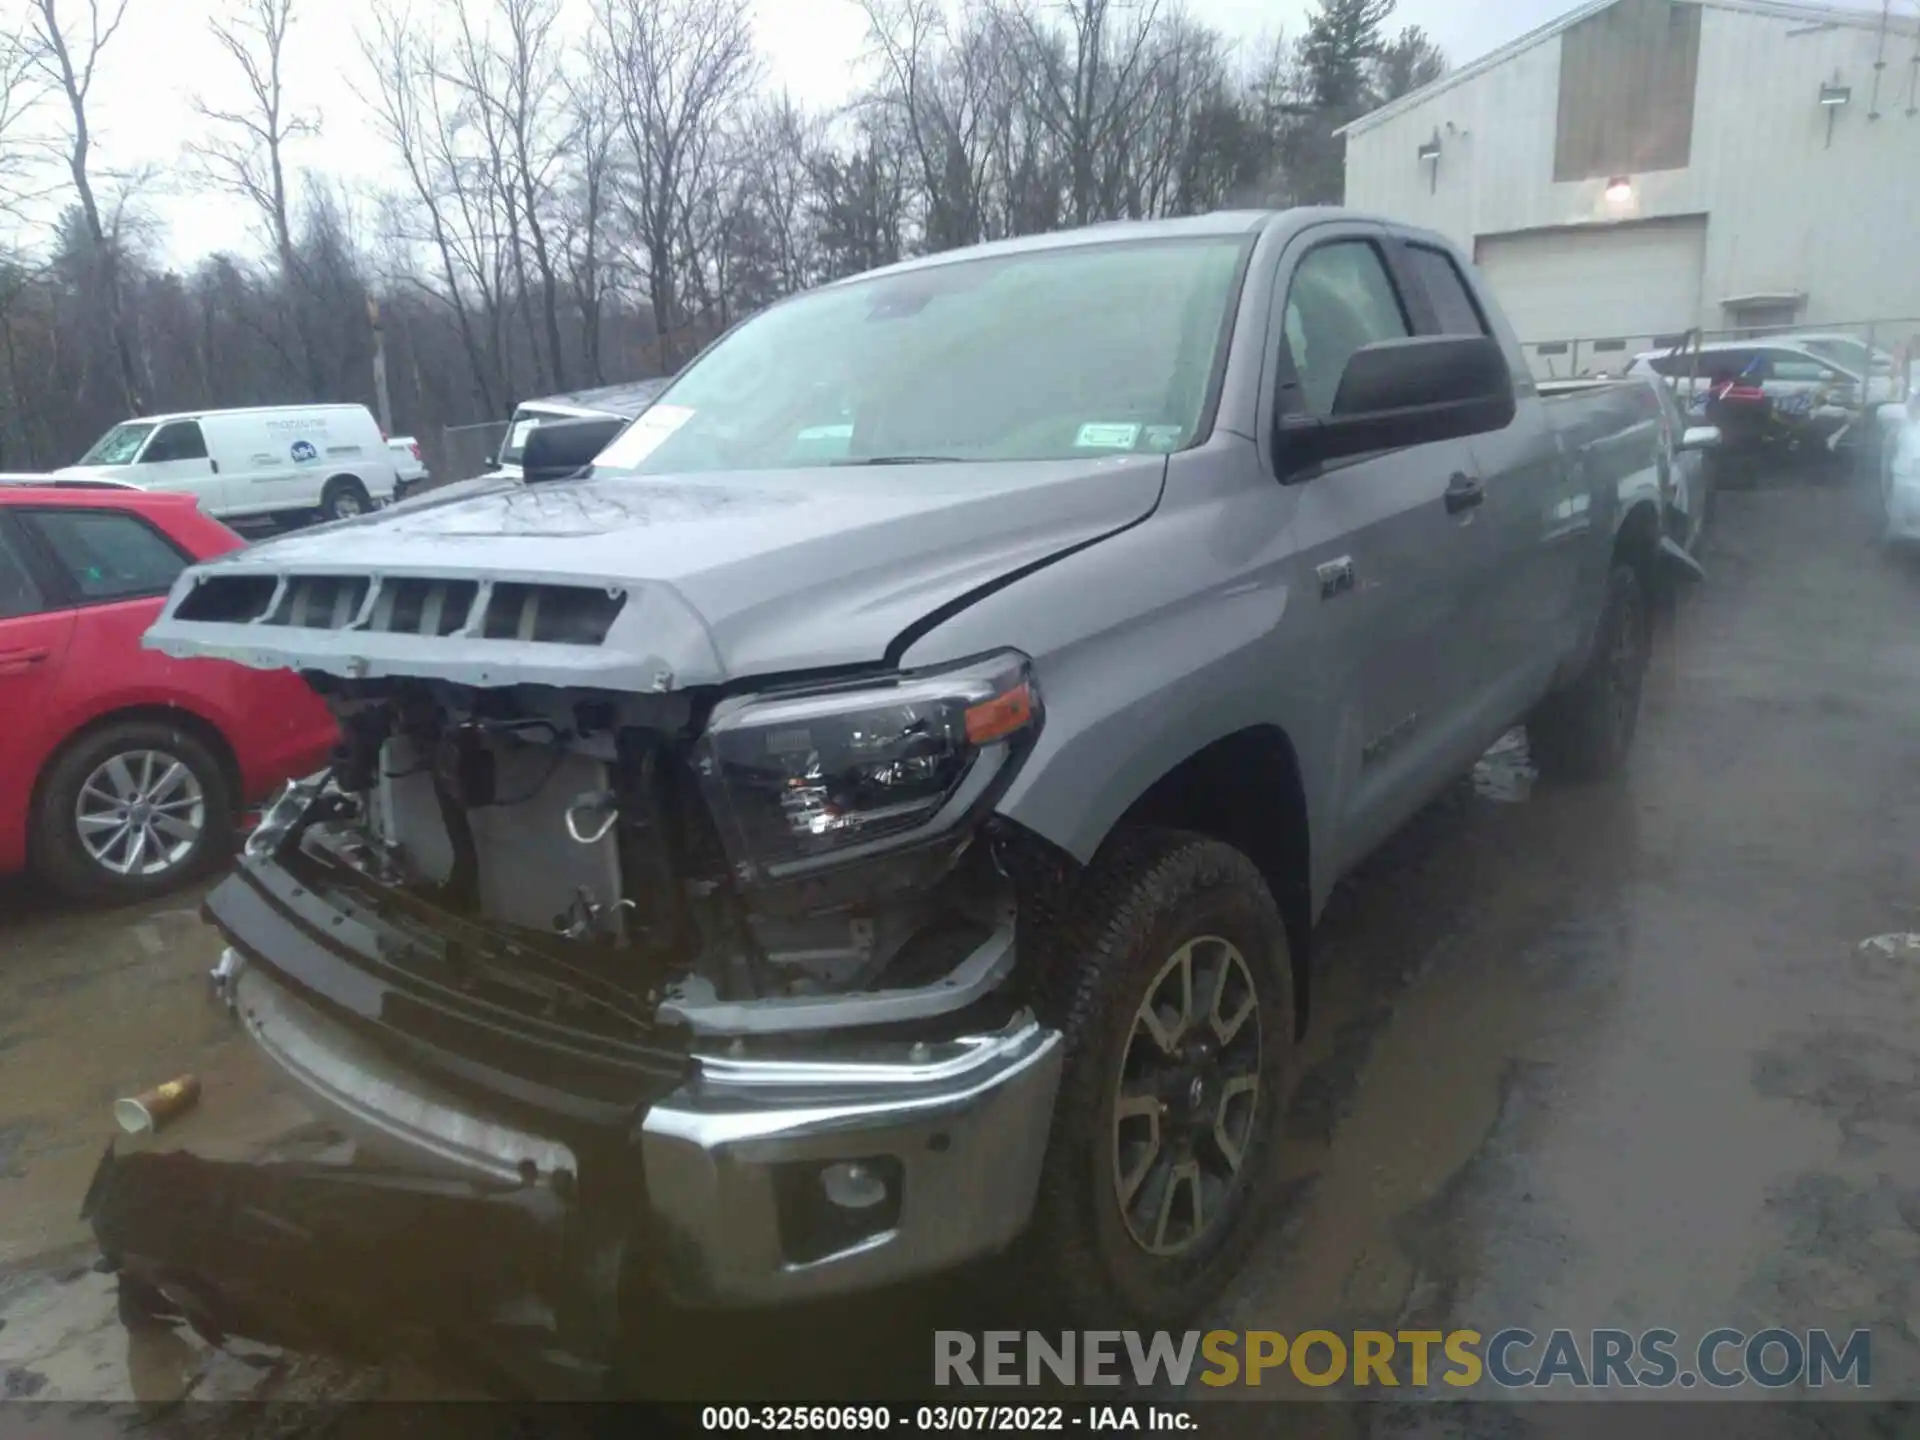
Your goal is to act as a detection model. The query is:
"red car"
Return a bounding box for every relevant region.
[0,483,338,901]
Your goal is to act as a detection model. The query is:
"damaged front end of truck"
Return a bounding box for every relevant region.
[84,542,1078,1390]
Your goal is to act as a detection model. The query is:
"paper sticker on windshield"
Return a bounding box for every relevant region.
[1142,425,1184,451]
[1075,423,1141,450]
[595,404,696,469]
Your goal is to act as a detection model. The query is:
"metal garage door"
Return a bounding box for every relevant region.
[1474,217,1707,354]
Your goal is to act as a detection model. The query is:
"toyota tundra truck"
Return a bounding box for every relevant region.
[84,209,1683,1392]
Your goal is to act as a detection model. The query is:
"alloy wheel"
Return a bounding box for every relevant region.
[1111,935,1263,1257]
[75,749,206,878]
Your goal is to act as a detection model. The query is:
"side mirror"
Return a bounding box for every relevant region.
[520,416,628,484]
[1678,425,1721,452]
[1277,335,1516,471]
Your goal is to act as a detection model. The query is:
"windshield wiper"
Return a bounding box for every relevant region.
[832,454,962,466]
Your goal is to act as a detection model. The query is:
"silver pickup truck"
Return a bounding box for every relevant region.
[88,208,1682,1391]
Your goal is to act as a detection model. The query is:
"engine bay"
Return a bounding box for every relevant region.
[270,677,1029,1037]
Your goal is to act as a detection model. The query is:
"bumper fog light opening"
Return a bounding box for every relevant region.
[821,1161,890,1211]
[773,1155,905,1266]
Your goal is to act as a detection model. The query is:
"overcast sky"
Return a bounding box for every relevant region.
[9,0,1868,265]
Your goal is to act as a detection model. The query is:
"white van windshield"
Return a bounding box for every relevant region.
[80,422,155,466]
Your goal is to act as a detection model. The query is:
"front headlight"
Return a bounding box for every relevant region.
[696,652,1041,883]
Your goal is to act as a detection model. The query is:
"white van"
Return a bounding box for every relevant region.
[58,404,400,522]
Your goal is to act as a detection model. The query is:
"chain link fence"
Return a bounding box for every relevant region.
[424,420,510,489]
[1519,317,1920,388]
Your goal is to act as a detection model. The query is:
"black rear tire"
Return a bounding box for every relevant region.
[1529,562,1650,783]
[31,719,235,903]
[1023,829,1294,1327]
[319,476,371,522]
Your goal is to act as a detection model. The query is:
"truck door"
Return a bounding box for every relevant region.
[1268,228,1493,872]
[1397,241,1569,718]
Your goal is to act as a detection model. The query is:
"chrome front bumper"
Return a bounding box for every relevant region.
[642,1019,1063,1306]
[230,957,579,1185]
[225,950,1063,1308]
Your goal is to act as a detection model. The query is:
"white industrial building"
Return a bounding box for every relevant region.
[1342,0,1920,375]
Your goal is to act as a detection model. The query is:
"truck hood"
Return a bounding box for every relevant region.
[143,458,1167,690]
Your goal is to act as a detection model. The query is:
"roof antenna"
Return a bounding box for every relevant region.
[1868,0,1890,117]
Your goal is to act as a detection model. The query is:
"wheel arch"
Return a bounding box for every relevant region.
[1107,725,1313,1036]
[1554,496,1663,690]
[27,703,242,851]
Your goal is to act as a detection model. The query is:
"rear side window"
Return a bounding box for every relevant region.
[1405,245,1489,337]
[1767,353,1832,384]
[143,421,209,463]
[0,523,45,619]
[21,510,189,602]
[1283,240,1412,417]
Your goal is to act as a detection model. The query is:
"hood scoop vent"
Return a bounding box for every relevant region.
[175,572,627,647]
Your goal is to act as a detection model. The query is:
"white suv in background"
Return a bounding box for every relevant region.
[486,378,670,480]
[58,404,400,523]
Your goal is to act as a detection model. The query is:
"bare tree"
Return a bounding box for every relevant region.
[28,0,145,411]
[496,0,572,389]
[1011,0,1166,225]
[438,1,543,389]
[562,61,620,384]
[359,1,500,413]
[192,0,322,393]
[0,37,50,224]
[808,112,909,280]
[858,0,991,250]
[597,0,758,369]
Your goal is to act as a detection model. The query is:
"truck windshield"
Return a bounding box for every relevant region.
[79,422,155,466]
[593,235,1250,476]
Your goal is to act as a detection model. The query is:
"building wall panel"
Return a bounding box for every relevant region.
[1344,0,1920,350]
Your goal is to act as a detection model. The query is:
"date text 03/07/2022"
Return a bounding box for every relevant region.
[699,1406,1196,1432]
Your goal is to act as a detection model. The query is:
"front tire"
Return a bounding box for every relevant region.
[1025,830,1294,1326]
[1528,561,1650,782]
[32,720,235,903]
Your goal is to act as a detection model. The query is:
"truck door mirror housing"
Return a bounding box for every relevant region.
[521,416,627,484]
[1277,334,1517,471]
